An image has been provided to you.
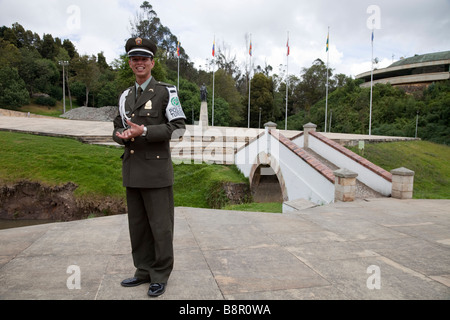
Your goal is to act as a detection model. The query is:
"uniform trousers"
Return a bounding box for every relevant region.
[126,186,174,284]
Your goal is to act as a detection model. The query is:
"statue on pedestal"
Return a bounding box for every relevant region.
[200,84,207,102]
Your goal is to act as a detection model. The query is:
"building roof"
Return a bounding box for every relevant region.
[389,51,450,68]
[355,50,450,88]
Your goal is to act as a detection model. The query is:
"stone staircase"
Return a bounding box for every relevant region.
[169,133,250,164]
[81,127,257,165]
[303,147,384,199]
[77,135,117,145]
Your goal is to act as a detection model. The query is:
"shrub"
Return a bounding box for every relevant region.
[35,95,57,106]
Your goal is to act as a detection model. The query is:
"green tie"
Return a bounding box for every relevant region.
[136,86,143,101]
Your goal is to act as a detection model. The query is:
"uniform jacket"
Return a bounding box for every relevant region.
[113,77,186,188]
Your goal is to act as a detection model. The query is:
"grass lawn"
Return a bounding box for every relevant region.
[348,140,450,199]
[0,131,125,199]
[173,162,248,208]
[0,131,266,210]
[223,202,283,213]
[17,100,79,118]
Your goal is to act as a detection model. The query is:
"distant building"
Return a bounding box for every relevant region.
[356,50,450,92]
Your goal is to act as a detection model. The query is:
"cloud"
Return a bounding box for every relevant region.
[0,0,134,62]
[1,0,449,78]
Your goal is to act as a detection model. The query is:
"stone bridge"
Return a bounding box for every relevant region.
[234,122,414,213]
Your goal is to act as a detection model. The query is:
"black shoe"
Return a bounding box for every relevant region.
[121,277,150,287]
[147,283,166,297]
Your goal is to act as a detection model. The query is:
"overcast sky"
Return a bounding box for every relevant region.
[1,0,449,78]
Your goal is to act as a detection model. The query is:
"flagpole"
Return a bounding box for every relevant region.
[212,35,215,127]
[248,33,252,128]
[285,31,289,131]
[325,26,329,133]
[369,28,374,136]
[177,41,180,91]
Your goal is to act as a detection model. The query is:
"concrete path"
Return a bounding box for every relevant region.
[0,114,447,302]
[0,115,418,143]
[1,199,449,300]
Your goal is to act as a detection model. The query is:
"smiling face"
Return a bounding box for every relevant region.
[129,56,155,84]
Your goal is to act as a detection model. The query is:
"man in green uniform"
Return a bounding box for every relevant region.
[113,37,186,297]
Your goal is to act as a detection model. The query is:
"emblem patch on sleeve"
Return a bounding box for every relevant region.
[166,87,186,122]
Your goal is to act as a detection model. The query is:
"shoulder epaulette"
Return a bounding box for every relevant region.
[156,81,176,87]
[121,86,133,95]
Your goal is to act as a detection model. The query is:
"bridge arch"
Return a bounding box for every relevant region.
[249,152,289,203]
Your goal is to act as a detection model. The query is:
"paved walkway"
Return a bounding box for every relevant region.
[0,114,448,301]
[0,114,419,143]
[0,199,449,300]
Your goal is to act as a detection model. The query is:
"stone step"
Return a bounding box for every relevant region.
[79,136,115,144]
[171,141,242,151]
[81,134,251,145]
[82,135,239,164]
[171,153,235,165]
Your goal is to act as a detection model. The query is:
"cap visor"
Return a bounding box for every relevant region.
[128,48,154,57]
[128,52,153,58]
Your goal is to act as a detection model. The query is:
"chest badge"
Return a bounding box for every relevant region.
[144,100,153,110]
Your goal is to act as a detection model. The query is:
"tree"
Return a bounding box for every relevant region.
[0,66,29,109]
[247,73,274,128]
[209,97,231,127]
[97,82,118,107]
[18,48,59,95]
[212,69,244,126]
[214,43,241,79]
[295,58,332,114]
[0,38,21,68]
[177,77,200,125]
[276,74,300,121]
[71,55,100,107]
[97,52,109,70]
[130,1,186,61]
[62,39,77,59]
[39,33,58,60]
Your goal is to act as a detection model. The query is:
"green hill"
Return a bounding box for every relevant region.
[348,140,450,199]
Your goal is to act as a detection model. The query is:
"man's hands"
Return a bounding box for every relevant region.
[116,120,145,140]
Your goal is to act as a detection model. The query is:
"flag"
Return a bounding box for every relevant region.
[371,29,374,42]
[177,41,180,57]
[326,32,329,52]
[249,40,252,56]
[212,40,215,57]
[286,36,290,56]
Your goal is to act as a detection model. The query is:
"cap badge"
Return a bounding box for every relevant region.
[135,37,143,45]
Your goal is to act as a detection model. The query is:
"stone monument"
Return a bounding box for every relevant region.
[199,84,209,127]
